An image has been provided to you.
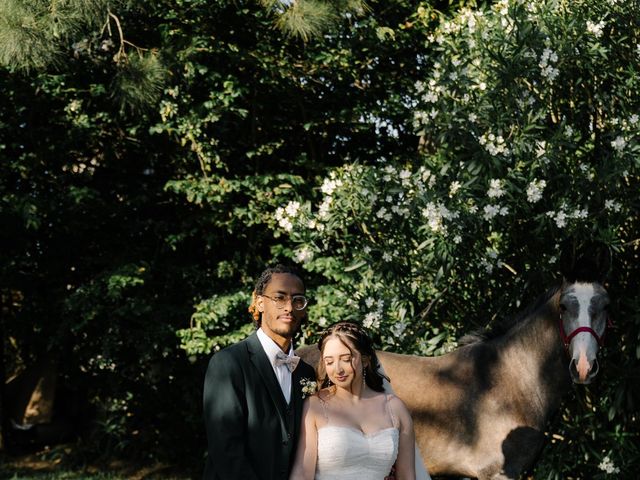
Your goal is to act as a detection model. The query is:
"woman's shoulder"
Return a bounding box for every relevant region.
[305,388,331,408]
[384,393,412,419]
[302,390,332,424]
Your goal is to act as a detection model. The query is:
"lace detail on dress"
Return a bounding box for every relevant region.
[315,393,399,480]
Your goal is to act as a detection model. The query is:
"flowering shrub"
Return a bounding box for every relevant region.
[269,0,639,476]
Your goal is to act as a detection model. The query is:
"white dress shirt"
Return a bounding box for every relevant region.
[257,328,294,403]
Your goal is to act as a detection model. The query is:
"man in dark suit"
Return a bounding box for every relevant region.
[203,265,316,480]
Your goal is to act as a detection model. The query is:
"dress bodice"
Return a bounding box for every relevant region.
[314,393,400,480]
[315,425,399,480]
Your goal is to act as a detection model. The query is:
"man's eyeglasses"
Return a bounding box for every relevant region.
[261,294,308,311]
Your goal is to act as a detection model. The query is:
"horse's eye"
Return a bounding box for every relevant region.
[559,303,567,312]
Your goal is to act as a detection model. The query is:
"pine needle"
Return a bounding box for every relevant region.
[111,52,166,114]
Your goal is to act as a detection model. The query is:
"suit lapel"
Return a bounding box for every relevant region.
[290,366,305,415]
[246,332,288,419]
[291,361,314,441]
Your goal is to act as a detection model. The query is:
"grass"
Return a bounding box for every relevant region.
[0,447,194,480]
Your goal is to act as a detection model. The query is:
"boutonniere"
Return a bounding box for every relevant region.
[300,378,317,399]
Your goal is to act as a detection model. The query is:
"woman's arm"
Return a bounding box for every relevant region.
[391,396,416,480]
[289,396,319,480]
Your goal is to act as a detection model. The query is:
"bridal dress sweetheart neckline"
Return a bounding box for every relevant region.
[319,425,397,438]
[315,425,399,480]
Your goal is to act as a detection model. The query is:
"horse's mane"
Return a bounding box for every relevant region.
[459,284,562,345]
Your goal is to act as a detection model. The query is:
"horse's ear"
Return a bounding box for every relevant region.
[559,240,611,283]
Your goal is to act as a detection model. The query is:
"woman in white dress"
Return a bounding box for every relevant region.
[290,322,416,480]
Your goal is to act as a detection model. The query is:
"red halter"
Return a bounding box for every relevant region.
[558,314,612,349]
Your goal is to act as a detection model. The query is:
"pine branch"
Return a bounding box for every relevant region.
[260,0,368,41]
[111,52,166,114]
[0,0,113,71]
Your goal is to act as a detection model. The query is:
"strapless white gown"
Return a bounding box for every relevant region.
[315,425,399,480]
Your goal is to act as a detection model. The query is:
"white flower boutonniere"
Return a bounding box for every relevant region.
[300,378,317,399]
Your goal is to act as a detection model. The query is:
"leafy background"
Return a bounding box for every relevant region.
[1,0,638,478]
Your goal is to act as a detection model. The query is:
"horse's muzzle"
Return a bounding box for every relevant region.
[569,357,599,384]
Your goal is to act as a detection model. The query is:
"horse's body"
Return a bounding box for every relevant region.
[297,280,609,479]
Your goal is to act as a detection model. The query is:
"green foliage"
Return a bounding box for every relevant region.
[177,291,254,357]
[249,0,639,475]
[3,0,638,477]
[2,0,446,466]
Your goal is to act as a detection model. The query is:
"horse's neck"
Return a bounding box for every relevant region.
[500,299,571,421]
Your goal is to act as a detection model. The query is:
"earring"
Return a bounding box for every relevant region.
[363,368,367,386]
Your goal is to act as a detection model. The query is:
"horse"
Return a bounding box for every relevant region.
[297,279,610,480]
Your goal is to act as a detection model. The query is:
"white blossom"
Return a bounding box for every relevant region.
[285,201,300,217]
[539,48,560,82]
[487,179,505,198]
[449,181,462,196]
[526,179,546,203]
[479,251,500,273]
[611,136,626,151]
[605,199,622,212]
[598,456,620,474]
[479,134,508,156]
[572,208,588,219]
[586,20,605,38]
[321,178,341,195]
[318,197,333,220]
[423,91,438,103]
[399,169,412,181]
[382,252,393,262]
[275,206,294,231]
[483,204,500,220]
[363,311,381,329]
[547,210,567,228]
[390,321,408,337]
[294,247,313,264]
[422,202,457,232]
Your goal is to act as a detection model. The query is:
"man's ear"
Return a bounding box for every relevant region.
[256,294,265,313]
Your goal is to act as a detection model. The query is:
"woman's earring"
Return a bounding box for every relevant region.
[363,368,367,386]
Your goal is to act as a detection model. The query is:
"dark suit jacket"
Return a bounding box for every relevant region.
[203,331,316,480]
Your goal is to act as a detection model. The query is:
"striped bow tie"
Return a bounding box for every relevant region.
[275,352,300,372]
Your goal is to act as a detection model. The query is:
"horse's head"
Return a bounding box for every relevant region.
[558,282,610,384]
